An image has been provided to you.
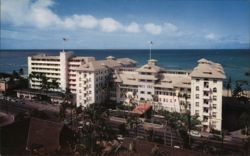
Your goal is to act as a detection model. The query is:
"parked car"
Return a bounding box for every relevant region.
[208,134,222,141]
[117,134,124,140]
[189,130,202,137]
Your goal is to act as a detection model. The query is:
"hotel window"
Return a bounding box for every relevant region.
[79,77,81,81]
[141,91,145,94]
[213,104,217,109]
[212,112,216,118]
[196,79,200,82]
[195,110,199,116]
[213,87,217,93]
[79,90,82,93]
[213,95,217,101]
[79,83,82,87]
[196,86,199,91]
[213,80,217,83]
[196,94,199,99]
[195,102,199,107]
[170,99,172,103]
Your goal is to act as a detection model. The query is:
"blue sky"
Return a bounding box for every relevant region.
[1,0,249,49]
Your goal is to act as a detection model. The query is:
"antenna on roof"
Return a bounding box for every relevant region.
[62,38,68,52]
[148,41,153,60]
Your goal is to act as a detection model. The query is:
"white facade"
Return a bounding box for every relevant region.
[190,59,225,132]
[28,52,225,132]
[75,56,137,107]
[28,51,95,93]
[112,58,225,132]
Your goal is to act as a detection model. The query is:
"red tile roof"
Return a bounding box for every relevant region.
[132,103,152,114]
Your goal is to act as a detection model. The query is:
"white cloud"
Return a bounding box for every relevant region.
[29,0,61,28]
[124,22,140,33]
[78,15,99,29]
[63,15,98,29]
[205,33,216,40]
[163,23,178,32]
[99,18,122,32]
[1,0,176,35]
[144,23,162,35]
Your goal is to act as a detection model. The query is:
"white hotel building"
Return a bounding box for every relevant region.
[111,59,226,132]
[28,51,225,132]
[28,51,95,94]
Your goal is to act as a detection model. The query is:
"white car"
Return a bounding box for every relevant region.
[189,130,201,137]
[117,134,124,140]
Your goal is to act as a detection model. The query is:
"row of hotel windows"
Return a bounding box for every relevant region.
[31,58,60,62]
[31,67,60,72]
[196,79,217,83]
[96,83,106,89]
[139,79,154,83]
[79,77,91,82]
[68,65,80,68]
[195,94,217,100]
[140,91,152,94]
[195,110,217,118]
[196,86,217,92]
[79,71,92,75]
[31,63,60,66]
[95,69,110,75]
[79,83,91,88]
[140,72,153,75]
[158,98,177,103]
[96,75,108,82]
[155,91,177,96]
[79,90,92,94]
[140,85,153,88]
[195,102,217,108]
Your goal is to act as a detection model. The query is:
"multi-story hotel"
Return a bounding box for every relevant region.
[27,51,225,132]
[75,56,137,106]
[110,58,226,132]
[28,51,95,93]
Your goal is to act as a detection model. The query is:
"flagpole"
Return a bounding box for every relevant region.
[62,38,68,52]
[148,41,153,60]
[150,43,151,60]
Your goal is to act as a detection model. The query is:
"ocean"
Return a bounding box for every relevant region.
[0,49,249,88]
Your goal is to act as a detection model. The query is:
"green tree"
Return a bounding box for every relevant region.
[239,111,250,136]
[225,76,232,97]
[51,79,59,91]
[126,115,141,137]
[12,70,19,78]
[19,68,24,75]
[233,80,248,98]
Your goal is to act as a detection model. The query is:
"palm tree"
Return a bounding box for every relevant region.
[239,111,250,136]
[233,80,248,98]
[225,76,232,97]
[126,116,141,137]
[19,68,24,75]
[12,70,19,78]
[51,79,59,91]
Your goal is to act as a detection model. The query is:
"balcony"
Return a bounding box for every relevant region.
[202,121,209,125]
[203,111,209,116]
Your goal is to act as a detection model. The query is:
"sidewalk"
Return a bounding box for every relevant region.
[0,112,14,127]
